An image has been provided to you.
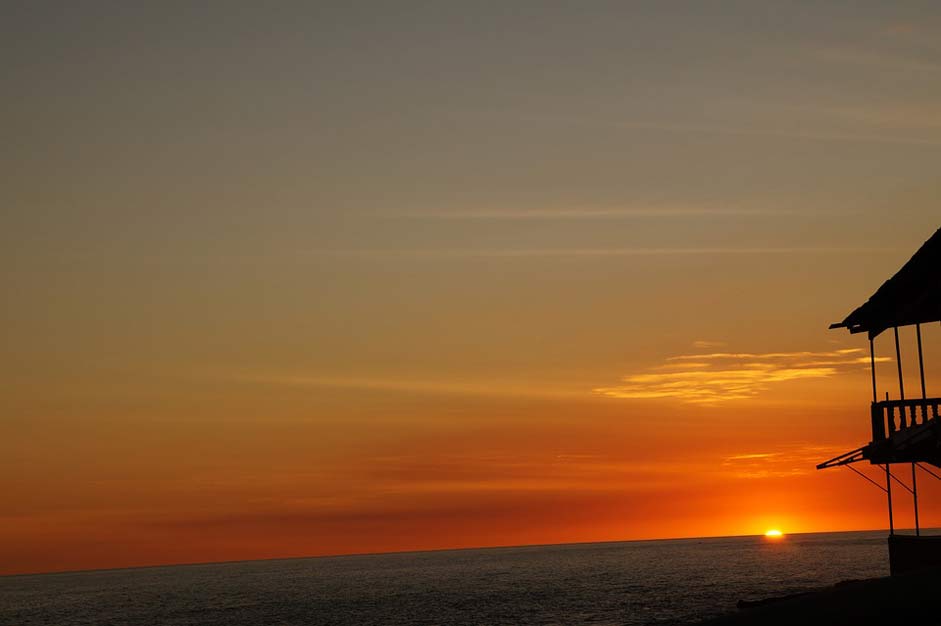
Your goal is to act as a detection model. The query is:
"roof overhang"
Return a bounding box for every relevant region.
[830,228,941,339]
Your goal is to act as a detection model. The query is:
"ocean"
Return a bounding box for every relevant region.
[0,530,896,626]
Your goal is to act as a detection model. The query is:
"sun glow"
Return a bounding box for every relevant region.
[764,529,784,538]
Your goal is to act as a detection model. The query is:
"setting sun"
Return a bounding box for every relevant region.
[764,529,784,539]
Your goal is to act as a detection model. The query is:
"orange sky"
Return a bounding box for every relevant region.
[4,330,941,575]
[3,3,941,575]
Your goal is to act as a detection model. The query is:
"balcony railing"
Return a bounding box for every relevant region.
[872,398,941,441]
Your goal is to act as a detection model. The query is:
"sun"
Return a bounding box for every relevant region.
[764,529,784,539]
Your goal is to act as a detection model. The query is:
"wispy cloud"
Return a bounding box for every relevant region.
[667,349,878,362]
[595,348,886,404]
[721,443,854,479]
[725,453,777,461]
[692,340,726,349]
[228,373,583,400]
[722,451,802,479]
[386,206,786,220]
[818,103,941,131]
[808,44,941,75]
[308,246,891,259]
[509,111,941,148]
[610,118,941,147]
[881,21,941,49]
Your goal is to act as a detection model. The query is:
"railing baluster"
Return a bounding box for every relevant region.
[873,398,941,436]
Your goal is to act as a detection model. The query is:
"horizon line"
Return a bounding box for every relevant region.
[2,526,914,579]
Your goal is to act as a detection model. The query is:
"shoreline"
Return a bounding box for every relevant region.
[697,569,941,625]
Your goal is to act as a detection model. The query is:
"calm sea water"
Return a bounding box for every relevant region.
[0,530,896,626]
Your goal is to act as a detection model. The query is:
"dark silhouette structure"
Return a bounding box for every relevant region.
[818,227,941,575]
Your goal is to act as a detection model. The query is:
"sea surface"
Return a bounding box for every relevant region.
[0,530,900,626]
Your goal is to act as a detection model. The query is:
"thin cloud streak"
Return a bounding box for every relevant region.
[611,119,941,147]
[721,444,857,479]
[508,111,941,148]
[667,349,864,361]
[595,366,837,403]
[228,373,584,400]
[817,103,941,131]
[596,348,880,404]
[308,247,893,259]
[692,340,727,349]
[808,44,941,75]
[725,453,777,461]
[387,206,789,220]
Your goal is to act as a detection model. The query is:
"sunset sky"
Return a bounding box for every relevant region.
[3,2,941,575]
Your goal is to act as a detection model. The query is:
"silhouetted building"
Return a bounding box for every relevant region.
[819,227,941,575]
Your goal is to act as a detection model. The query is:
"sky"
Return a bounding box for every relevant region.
[3,1,941,575]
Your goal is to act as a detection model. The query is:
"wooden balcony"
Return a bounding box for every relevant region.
[871,398,941,442]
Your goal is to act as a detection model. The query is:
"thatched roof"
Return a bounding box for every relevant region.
[830,227,941,339]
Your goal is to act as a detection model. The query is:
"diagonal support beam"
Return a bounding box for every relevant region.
[844,464,887,493]
[887,468,915,495]
[916,462,941,481]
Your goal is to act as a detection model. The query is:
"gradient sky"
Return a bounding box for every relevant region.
[3,2,941,575]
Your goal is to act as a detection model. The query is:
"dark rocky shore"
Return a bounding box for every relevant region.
[697,569,941,625]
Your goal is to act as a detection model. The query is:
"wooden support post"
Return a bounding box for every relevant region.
[917,323,927,400]
[891,326,920,536]
[914,323,926,536]
[913,462,920,536]
[894,326,905,401]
